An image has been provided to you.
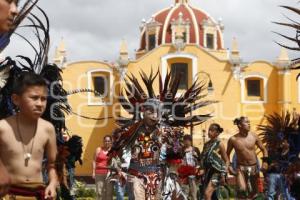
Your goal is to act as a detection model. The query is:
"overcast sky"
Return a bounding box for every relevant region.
[3,0,300,63]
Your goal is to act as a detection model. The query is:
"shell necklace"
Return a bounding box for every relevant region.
[16,115,37,165]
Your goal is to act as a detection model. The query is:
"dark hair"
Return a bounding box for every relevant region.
[112,128,122,136]
[183,134,192,141]
[12,72,47,95]
[209,123,224,134]
[142,98,161,111]
[103,135,112,141]
[111,128,122,140]
[233,116,247,126]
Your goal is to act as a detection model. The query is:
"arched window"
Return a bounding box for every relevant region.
[145,17,161,51]
[246,78,262,97]
[93,76,106,96]
[161,53,198,92]
[87,69,113,106]
[240,75,267,103]
[206,33,214,49]
[171,63,188,90]
[202,18,217,50]
[148,34,156,50]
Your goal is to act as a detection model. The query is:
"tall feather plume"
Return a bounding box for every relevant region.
[118,91,134,114]
[119,68,216,127]
[20,6,50,73]
[139,69,158,98]
[257,111,298,149]
[168,70,181,99]
[162,70,171,98]
[127,73,146,97]
[274,5,300,51]
[158,71,163,99]
[274,3,300,75]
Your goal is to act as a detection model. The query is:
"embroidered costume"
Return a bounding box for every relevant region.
[110,70,215,199]
[201,139,226,187]
[258,111,300,200]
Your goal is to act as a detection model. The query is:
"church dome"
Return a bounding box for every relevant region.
[138,0,224,52]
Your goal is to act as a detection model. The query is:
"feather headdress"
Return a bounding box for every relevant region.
[118,69,216,127]
[257,111,299,156]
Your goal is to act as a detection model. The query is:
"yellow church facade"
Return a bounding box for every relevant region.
[55,0,300,176]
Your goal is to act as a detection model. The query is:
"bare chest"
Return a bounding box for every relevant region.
[233,136,256,152]
[0,129,47,159]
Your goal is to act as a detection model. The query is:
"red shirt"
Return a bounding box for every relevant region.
[95,148,109,175]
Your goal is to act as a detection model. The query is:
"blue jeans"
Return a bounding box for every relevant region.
[114,181,125,200]
[68,168,75,189]
[267,173,293,200]
[125,181,134,200]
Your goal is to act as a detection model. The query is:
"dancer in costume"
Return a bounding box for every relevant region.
[0,0,38,197]
[257,111,299,199]
[0,3,84,199]
[201,123,229,200]
[227,116,268,199]
[110,70,215,200]
[119,98,162,200]
[0,72,58,200]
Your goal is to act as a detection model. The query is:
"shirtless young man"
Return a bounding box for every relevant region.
[0,72,58,199]
[227,116,268,199]
[0,0,19,197]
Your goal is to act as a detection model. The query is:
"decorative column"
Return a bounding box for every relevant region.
[53,38,67,69]
[117,39,129,81]
[229,37,243,80]
[275,47,291,112]
[171,12,190,52]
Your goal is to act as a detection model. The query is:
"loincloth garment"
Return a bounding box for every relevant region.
[128,168,161,199]
[2,183,46,200]
[236,164,259,197]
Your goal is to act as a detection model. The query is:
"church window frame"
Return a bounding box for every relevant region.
[87,69,113,106]
[148,34,156,51]
[240,74,267,104]
[206,33,214,49]
[171,63,189,90]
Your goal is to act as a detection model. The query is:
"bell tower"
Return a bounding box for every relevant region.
[53,38,67,68]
